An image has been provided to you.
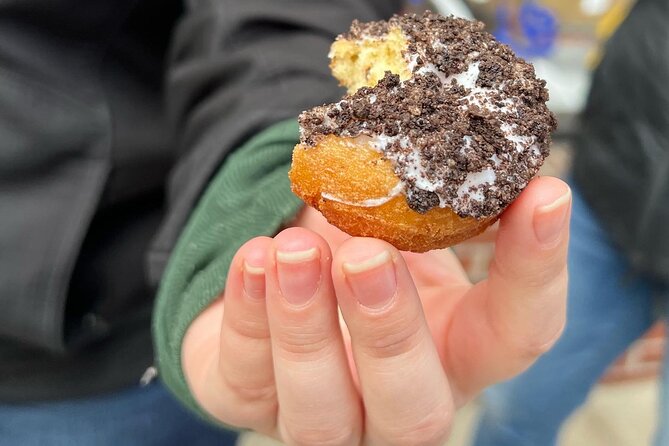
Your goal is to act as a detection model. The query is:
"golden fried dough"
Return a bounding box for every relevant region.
[290,136,495,252]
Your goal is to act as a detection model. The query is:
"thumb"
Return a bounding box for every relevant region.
[487,176,571,357]
[445,176,571,400]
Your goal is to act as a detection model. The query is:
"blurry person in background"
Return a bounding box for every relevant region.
[0,0,399,443]
[473,0,669,444]
[1,0,574,444]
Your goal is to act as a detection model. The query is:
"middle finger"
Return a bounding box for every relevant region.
[333,237,455,446]
[265,227,362,446]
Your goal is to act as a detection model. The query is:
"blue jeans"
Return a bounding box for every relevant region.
[0,380,238,446]
[473,185,669,446]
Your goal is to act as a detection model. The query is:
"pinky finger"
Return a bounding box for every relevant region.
[184,237,278,434]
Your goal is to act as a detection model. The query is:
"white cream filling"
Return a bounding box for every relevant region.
[402,149,445,192]
[367,134,442,192]
[321,182,404,207]
[416,62,450,85]
[407,53,420,72]
[500,123,537,153]
[448,62,480,89]
[456,168,496,202]
[432,40,448,52]
[361,130,505,207]
[462,135,473,153]
[321,102,344,127]
[367,133,410,151]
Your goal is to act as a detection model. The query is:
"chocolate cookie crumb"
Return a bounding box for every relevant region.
[407,189,441,214]
[300,12,557,218]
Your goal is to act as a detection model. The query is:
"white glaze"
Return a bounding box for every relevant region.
[402,149,445,192]
[416,62,450,84]
[500,123,537,153]
[456,168,496,202]
[321,182,404,207]
[447,62,480,89]
[401,49,539,209]
[366,133,410,151]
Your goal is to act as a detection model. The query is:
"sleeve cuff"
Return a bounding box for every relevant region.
[152,118,302,423]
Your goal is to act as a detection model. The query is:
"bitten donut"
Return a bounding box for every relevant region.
[289,12,557,252]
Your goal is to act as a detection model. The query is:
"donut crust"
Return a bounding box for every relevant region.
[289,135,496,252]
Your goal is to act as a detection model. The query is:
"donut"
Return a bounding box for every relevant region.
[289,12,557,252]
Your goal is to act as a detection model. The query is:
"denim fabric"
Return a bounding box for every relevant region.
[0,380,238,446]
[473,185,667,445]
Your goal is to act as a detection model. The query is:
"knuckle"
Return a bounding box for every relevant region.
[485,258,568,362]
[502,321,565,361]
[526,322,565,357]
[228,316,270,341]
[274,325,333,361]
[491,257,567,290]
[214,404,276,433]
[383,408,452,446]
[359,312,423,360]
[195,375,276,431]
[529,261,567,289]
[224,376,277,404]
[285,425,358,446]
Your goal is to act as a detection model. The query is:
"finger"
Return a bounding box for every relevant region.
[265,228,362,446]
[446,177,571,399]
[402,248,471,289]
[333,238,454,446]
[462,221,499,244]
[183,237,277,432]
[291,205,351,250]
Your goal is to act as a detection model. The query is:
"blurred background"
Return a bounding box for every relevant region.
[413,2,659,445]
[241,1,660,444]
[3,0,656,444]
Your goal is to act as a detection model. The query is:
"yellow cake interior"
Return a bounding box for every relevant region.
[329,27,412,94]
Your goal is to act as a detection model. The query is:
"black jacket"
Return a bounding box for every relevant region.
[573,0,669,283]
[0,0,401,401]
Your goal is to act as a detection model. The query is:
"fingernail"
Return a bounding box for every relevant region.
[533,187,571,246]
[343,250,397,309]
[276,248,320,306]
[243,261,265,300]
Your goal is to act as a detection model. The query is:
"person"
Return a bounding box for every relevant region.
[473,0,669,444]
[0,0,391,443]
[0,1,571,445]
[154,12,572,446]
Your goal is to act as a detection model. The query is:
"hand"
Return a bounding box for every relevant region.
[182,176,571,445]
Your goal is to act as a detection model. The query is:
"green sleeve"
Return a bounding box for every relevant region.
[152,118,302,421]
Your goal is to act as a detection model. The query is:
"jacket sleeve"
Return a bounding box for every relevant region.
[151,0,402,422]
[152,119,303,424]
[148,0,402,284]
[572,0,669,281]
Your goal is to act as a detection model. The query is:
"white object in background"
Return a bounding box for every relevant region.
[431,0,475,19]
[533,57,592,116]
[581,0,613,16]
[432,0,597,120]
